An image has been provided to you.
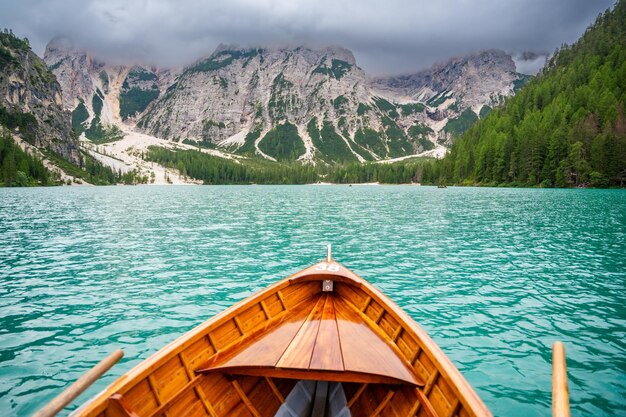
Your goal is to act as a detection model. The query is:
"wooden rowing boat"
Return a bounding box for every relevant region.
[68,254,492,417]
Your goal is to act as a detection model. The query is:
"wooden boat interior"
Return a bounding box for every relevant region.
[75,260,491,417]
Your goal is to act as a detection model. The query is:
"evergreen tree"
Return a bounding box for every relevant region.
[423,1,626,188]
[0,132,52,186]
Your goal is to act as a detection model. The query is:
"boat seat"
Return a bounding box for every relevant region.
[327,382,351,417]
[274,380,351,417]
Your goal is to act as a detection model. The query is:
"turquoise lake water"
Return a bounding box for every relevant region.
[0,186,625,416]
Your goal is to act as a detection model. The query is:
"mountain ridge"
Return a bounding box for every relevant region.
[44,41,530,164]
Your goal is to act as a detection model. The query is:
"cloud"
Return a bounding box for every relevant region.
[513,53,549,75]
[0,0,615,75]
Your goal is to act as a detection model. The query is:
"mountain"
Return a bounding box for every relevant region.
[0,30,78,164]
[372,49,531,142]
[44,38,178,144]
[374,49,527,104]
[45,42,530,165]
[139,45,384,163]
[422,0,626,187]
[0,31,165,186]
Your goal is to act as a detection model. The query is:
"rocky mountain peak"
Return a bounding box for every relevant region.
[371,48,529,140]
[373,49,517,93]
[451,49,515,71]
[44,38,98,111]
[44,39,179,144]
[43,36,76,56]
[135,43,377,163]
[45,39,532,164]
[315,45,357,66]
[209,44,356,65]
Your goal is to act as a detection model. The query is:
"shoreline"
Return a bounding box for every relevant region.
[4,183,624,189]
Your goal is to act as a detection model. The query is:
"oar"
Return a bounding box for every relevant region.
[32,349,124,417]
[552,342,571,417]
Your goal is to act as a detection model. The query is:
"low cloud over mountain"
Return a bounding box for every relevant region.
[0,0,613,75]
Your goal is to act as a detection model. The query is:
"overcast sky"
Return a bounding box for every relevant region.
[0,0,615,75]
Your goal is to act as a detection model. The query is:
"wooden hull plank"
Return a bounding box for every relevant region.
[334,297,421,386]
[309,296,344,372]
[199,298,316,371]
[275,295,326,369]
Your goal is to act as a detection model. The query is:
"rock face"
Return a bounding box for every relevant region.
[0,31,78,163]
[372,49,531,144]
[44,38,177,141]
[44,38,97,112]
[46,41,531,163]
[139,45,406,163]
[373,49,520,106]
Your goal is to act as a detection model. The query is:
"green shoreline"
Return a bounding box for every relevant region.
[4,182,624,189]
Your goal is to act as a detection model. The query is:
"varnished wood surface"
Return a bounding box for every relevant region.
[310,296,342,371]
[276,295,326,370]
[70,259,492,417]
[552,342,571,417]
[196,293,421,386]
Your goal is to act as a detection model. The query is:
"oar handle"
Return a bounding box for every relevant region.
[552,342,571,417]
[33,349,124,417]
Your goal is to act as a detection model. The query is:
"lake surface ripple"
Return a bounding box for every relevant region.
[0,186,624,416]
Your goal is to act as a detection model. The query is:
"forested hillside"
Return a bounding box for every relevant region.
[0,131,52,186]
[422,1,626,187]
[145,146,423,184]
